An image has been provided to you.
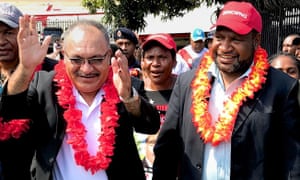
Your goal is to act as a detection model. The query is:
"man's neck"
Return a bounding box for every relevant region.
[0,61,18,77]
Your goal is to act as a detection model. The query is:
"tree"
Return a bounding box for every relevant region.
[81,0,225,32]
[81,0,300,32]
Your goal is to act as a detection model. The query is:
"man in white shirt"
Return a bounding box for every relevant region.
[0,16,160,180]
[177,28,208,69]
[153,1,300,180]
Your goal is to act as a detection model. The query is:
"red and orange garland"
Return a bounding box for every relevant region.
[54,61,120,174]
[191,47,269,146]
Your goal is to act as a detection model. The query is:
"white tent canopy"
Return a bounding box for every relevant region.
[140,5,220,35]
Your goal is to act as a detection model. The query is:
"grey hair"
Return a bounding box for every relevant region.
[63,20,110,47]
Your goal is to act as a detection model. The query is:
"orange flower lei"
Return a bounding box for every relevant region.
[191,47,269,146]
[54,61,120,174]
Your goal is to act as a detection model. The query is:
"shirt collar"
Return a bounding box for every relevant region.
[208,61,254,89]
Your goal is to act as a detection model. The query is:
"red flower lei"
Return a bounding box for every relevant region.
[0,63,42,140]
[0,117,30,140]
[191,47,269,146]
[54,61,120,174]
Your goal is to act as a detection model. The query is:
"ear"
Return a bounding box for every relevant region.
[253,33,261,49]
[172,58,177,68]
[140,57,145,70]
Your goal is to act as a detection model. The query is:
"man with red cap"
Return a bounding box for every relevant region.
[153,1,300,180]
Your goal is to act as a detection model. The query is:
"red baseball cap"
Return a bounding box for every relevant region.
[212,1,262,35]
[141,33,177,52]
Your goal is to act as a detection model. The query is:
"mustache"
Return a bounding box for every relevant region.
[76,72,100,78]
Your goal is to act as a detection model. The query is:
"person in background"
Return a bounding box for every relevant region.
[143,133,158,180]
[114,27,141,78]
[171,52,190,76]
[110,43,119,57]
[152,1,300,180]
[0,3,57,180]
[177,27,208,69]
[204,30,215,49]
[293,37,300,61]
[282,33,300,55]
[134,32,142,64]
[0,16,160,180]
[268,51,300,79]
[268,51,300,180]
[135,33,177,179]
[46,38,64,60]
[0,3,57,93]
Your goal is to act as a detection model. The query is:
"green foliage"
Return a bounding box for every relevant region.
[82,0,223,32]
[82,0,300,31]
[82,0,102,14]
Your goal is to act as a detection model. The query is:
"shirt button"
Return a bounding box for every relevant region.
[196,163,201,169]
[49,157,55,164]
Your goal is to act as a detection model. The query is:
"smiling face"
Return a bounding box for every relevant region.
[63,24,111,99]
[211,27,260,82]
[141,44,176,90]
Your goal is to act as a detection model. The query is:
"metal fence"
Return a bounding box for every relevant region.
[37,7,300,57]
[36,15,114,41]
[261,7,300,56]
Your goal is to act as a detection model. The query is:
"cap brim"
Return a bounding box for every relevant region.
[142,39,174,50]
[0,18,18,28]
[191,37,205,41]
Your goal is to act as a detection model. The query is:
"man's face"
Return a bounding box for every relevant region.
[270,55,299,79]
[295,44,300,61]
[63,25,111,96]
[282,35,299,55]
[115,38,136,59]
[211,27,259,78]
[0,22,19,63]
[191,39,205,53]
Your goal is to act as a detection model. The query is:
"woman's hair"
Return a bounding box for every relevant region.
[268,51,300,71]
[141,41,176,60]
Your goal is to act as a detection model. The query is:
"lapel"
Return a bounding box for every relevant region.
[231,87,264,136]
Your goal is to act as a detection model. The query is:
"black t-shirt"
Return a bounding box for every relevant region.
[145,89,172,124]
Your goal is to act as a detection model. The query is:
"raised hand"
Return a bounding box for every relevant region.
[8,15,52,95]
[111,49,132,100]
[17,15,51,71]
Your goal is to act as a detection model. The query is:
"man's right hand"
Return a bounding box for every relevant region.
[7,15,51,95]
[17,15,51,71]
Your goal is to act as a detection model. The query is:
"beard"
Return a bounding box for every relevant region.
[214,46,255,77]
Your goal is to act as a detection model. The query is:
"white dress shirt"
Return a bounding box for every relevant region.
[53,88,108,180]
[201,62,251,180]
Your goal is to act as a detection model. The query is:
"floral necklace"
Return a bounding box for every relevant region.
[0,70,30,141]
[191,47,269,146]
[0,117,30,140]
[54,61,120,174]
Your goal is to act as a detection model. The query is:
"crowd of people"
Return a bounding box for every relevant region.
[0,1,299,180]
